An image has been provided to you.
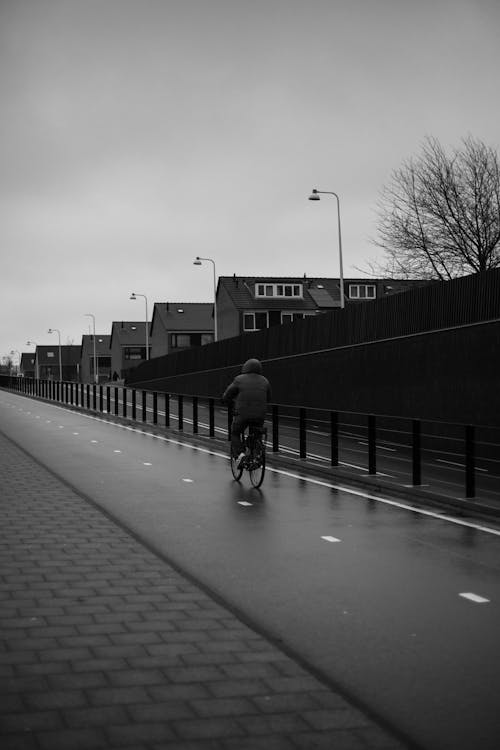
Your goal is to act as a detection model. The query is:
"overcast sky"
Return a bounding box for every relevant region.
[1,0,499,362]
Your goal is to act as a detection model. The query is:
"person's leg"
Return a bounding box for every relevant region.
[231,416,246,457]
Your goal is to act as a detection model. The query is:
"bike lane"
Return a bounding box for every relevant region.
[1,391,500,750]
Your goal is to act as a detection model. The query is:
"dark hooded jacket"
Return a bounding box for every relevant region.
[222,358,271,420]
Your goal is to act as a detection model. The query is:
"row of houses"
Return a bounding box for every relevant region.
[18,275,428,382]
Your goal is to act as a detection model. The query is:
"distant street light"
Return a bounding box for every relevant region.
[26,341,39,380]
[129,293,149,359]
[84,314,98,384]
[47,328,62,380]
[193,256,218,342]
[308,188,345,309]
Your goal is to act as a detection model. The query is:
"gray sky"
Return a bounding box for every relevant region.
[1,0,499,363]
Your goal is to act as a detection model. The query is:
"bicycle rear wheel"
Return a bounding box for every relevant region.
[249,446,266,488]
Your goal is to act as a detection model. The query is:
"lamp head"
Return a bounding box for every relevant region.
[193,258,202,266]
[48,328,53,334]
[308,189,320,201]
[130,293,136,300]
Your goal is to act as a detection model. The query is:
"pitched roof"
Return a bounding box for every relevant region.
[36,345,81,365]
[80,335,111,357]
[152,302,213,332]
[217,276,342,310]
[110,322,149,347]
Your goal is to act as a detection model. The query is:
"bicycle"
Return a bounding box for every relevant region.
[230,425,267,488]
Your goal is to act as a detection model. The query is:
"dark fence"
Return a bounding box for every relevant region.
[126,269,500,386]
[2,375,496,502]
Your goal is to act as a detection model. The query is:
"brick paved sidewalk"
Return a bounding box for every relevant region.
[0,431,408,750]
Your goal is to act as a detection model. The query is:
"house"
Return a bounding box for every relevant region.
[35,345,81,381]
[216,275,431,339]
[109,321,150,380]
[20,352,36,378]
[149,302,214,358]
[80,335,112,383]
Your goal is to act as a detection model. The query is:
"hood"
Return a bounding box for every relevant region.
[241,358,262,374]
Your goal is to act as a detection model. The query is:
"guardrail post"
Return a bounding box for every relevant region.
[299,408,307,459]
[192,396,198,434]
[165,393,170,427]
[178,395,184,431]
[412,420,421,486]
[132,390,136,420]
[330,411,339,466]
[465,425,475,499]
[272,405,279,452]
[123,388,127,418]
[153,392,158,424]
[142,391,147,423]
[209,398,215,437]
[368,415,376,475]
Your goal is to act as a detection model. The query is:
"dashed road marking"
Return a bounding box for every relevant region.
[321,536,341,543]
[182,478,194,483]
[143,462,152,466]
[73,432,79,435]
[238,501,253,506]
[459,592,490,604]
[114,449,122,453]
[91,440,98,443]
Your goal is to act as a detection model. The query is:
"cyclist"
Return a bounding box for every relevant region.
[222,358,272,468]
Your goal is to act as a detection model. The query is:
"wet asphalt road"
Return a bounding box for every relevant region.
[1,390,500,750]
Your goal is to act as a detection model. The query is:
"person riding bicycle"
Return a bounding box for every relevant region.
[222,358,272,468]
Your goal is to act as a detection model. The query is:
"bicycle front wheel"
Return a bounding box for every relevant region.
[249,449,266,488]
[230,453,243,481]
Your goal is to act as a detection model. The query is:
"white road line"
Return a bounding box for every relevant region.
[459,592,490,604]
[113,450,122,453]
[238,501,253,507]
[182,478,194,483]
[321,536,341,543]
[436,459,488,473]
[358,441,397,452]
[91,440,98,443]
[143,462,152,466]
[73,432,79,435]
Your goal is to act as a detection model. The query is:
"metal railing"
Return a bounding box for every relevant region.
[2,375,496,503]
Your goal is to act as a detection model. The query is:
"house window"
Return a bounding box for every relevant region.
[47,351,55,358]
[124,347,146,360]
[349,284,376,299]
[281,313,293,324]
[201,333,214,345]
[171,334,192,349]
[255,283,302,298]
[243,312,268,331]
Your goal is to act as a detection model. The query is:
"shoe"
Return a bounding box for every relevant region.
[236,452,246,469]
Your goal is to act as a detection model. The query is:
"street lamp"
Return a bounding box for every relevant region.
[308,188,345,309]
[193,256,218,342]
[84,314,98,384]
[26,341,39,380]
[47,328,62,380]
[129,293,149,359]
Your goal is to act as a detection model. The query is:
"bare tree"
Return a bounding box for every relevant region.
[372,136,500,279]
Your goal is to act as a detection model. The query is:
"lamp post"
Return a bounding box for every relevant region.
[130,293,149,359]
[193,256,218,342]
[84,314,98,383]
[47,328,62,380]
[26,341,39,380]
[308,188,345,309]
